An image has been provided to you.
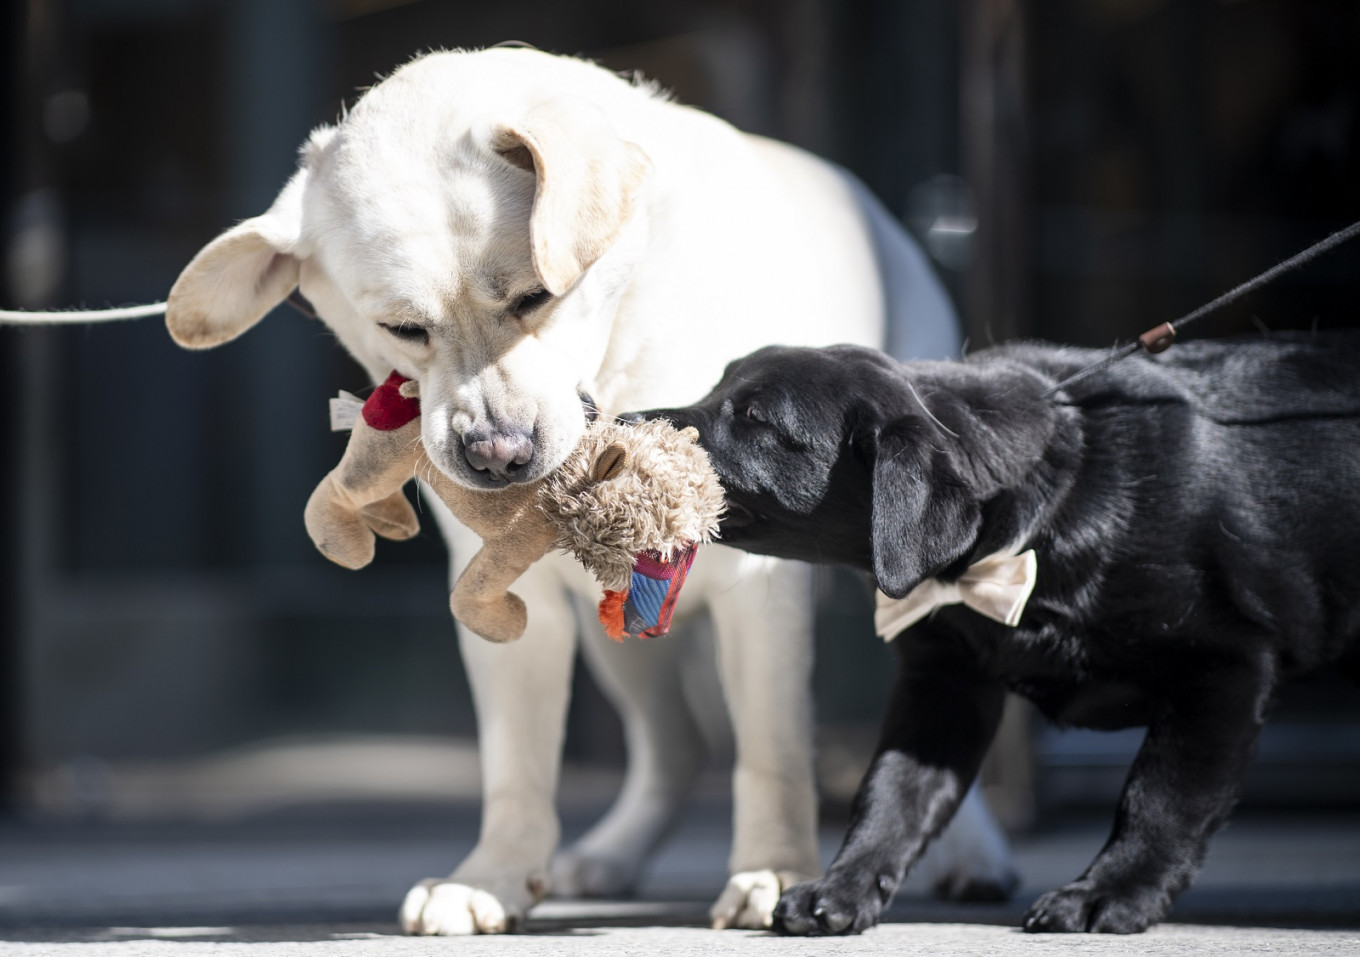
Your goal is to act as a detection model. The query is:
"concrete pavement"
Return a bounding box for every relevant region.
[0,789,1357,954]
[5,922,1360,956]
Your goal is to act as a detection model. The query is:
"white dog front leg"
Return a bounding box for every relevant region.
[399,505,576,935]
[550,595,708,897]
[705,552,822,929]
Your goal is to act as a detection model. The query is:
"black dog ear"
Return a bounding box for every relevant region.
[868,420,981,599]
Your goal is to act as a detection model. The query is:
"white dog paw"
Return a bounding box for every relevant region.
[549,848,640,898]
[915,789,1020,902]
[929,863,1020,903]
[709,870,808,930]
[398,878,516,935]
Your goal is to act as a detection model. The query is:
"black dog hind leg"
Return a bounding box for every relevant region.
[1024,653,1274,934]
[773,634,1005,936]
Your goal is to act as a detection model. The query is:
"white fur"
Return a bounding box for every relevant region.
[166,47,1010,934]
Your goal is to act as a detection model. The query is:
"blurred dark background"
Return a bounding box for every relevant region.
[3,0,1359,832]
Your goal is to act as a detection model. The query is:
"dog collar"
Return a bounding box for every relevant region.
[875,549,1037,641]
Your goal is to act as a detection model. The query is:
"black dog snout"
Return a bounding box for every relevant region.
[463,429,534,481]
[579,390,601,424]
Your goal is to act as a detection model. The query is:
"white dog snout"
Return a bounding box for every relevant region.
[463,428,535,482]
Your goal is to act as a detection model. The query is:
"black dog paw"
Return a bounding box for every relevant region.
[772,874,888,936]
[1023,880,1170,934]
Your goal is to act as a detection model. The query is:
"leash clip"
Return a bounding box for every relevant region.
[1138,322,1176,354]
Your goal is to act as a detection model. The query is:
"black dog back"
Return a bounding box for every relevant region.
[1005,333,1360,692]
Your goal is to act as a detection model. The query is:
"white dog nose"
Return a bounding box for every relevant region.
[464,429,535,481]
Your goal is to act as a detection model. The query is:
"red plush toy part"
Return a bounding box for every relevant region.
[362,371,421,431]
[596,544,699,641]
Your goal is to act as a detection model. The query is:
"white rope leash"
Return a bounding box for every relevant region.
[0,301,168,324]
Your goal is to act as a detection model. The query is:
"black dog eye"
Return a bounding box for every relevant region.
[512,288,553,317]
[740,403,768,424]
[380,323,430,345]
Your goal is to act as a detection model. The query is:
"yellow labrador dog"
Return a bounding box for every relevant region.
[166,47,1013,934]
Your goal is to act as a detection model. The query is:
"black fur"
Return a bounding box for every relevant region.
[643,333,1360,935]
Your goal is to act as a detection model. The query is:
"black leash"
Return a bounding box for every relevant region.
[1044,218,1360,397]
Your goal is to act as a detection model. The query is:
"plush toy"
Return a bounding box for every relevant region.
[304,373,724,643]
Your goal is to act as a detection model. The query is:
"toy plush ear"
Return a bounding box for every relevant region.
[867,419,980,599]
[492,99,652,296]
[591,442,629,482]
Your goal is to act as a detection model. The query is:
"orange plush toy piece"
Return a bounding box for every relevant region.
[305,374,724,643]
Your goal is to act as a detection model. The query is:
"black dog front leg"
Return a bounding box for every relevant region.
[1024,653,1274,933]
[774,633,1005,936]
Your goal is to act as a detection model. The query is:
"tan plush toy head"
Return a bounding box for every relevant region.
[305,374,723,644]
[540,418,725,592]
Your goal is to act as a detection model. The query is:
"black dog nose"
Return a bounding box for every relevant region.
[464,430,535,480]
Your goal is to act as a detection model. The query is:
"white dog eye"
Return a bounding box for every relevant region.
[380,323,430,346]
[512,288,553,317]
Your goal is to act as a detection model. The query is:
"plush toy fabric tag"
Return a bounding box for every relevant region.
[875,549,1037,640]
[329,391,364,432]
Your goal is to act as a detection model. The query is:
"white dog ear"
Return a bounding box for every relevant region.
[493,100,652,296]
[165,166,307,349]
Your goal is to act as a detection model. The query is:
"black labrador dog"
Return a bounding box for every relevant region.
[642,331,1360,935]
